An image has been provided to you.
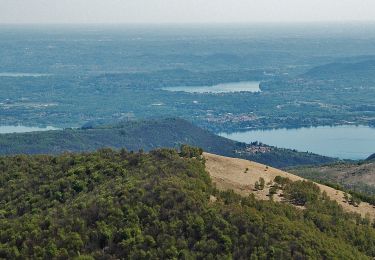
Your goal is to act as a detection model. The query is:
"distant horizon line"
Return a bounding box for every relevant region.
[1,20,375,26]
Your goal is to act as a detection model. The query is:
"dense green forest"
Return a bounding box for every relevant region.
[0,118,335,168]
[0,147,374,259]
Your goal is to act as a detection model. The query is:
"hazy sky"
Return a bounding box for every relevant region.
[1,0,375,24]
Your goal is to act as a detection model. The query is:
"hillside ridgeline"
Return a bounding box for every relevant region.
[366,153,375,161]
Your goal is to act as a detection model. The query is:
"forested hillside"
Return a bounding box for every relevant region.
[0,148,374,259]
[0,118,335,168]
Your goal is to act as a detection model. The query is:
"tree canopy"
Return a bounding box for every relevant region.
[0,148,374,259]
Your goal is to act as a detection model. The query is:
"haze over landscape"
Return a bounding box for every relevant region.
[1,1,375,259]
[1,0,375,24]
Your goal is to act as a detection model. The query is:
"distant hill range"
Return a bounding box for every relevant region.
[0,118,335,168]
[303,59,375,80]
[366,153,375,161]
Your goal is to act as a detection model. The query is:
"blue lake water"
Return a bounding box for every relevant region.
[0,125,59,134]
[220,125,375,160]
[162,81,261,93]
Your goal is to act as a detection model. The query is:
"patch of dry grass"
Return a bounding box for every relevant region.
[204,152,375,219]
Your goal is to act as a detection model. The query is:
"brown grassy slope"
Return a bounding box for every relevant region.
[204,152,375,219]
[288,161,375,196]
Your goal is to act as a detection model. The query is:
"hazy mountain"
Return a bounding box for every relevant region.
[303,59,375,80]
